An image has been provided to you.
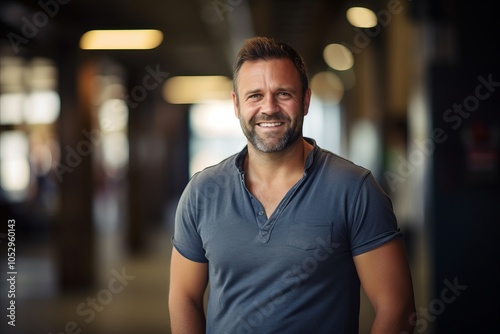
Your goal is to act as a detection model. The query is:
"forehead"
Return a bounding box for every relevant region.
[237,58,301,88]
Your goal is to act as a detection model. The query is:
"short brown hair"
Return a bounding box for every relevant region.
[232,36,309,98]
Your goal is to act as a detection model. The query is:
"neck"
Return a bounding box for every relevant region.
[244,137,312,184]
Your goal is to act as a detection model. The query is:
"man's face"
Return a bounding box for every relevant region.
[232,58,311,153]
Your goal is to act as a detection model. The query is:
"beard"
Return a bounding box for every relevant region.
[239,111,304,153]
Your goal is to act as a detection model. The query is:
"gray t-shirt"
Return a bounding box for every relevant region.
[172,138,401,333]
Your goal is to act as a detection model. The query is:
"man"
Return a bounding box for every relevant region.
[169,36,416,333]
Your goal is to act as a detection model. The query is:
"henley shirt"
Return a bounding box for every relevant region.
[172,137,402,334]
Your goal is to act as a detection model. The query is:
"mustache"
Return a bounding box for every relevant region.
[252,113,290,124]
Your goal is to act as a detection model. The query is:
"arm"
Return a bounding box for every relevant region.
[353,239,416,334]
[169,247,208,334]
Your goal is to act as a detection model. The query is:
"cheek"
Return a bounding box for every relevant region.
[240,105,260,118]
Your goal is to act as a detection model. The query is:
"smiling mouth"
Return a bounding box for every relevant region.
[258,122,284,127]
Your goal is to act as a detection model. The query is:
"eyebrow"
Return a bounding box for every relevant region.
[243,87,298,96]
[243,89,262,96]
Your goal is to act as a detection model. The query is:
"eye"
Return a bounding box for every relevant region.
[277,91,292,98]
[247,93,262,100]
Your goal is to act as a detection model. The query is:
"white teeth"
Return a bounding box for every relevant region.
[259,122,282,127]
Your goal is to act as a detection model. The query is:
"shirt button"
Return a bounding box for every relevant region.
[258,211,264,216]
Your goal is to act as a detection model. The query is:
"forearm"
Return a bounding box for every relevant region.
[169,298,206,334]
[370,306,415,334]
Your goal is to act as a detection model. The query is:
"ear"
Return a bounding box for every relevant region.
[303,88,312,116]
[232,91,240,118]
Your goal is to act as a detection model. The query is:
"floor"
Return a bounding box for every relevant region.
[0,227,172,334]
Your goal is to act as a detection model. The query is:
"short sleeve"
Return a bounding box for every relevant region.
[171,179,208,263]
[348,172,402,256]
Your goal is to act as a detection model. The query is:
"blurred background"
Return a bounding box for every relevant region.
[0,0,499,333]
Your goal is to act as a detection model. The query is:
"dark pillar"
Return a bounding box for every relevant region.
[55,53,95,290]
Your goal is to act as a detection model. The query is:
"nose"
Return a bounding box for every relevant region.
[261,94,279,115]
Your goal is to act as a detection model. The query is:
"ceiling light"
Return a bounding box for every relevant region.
[346,7,378,28]
[80,29,163,50]
[310,72,344,105]
[323,43,354,71]
[163,76,233,104]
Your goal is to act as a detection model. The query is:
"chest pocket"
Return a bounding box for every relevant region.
[286,223,332,250]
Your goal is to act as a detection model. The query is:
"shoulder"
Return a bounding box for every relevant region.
[307,146,392,207]
[313,147,372,183]
[183,152,240,194]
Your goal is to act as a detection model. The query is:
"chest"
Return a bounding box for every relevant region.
[250,184,291,218]
[197,183,351,270]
